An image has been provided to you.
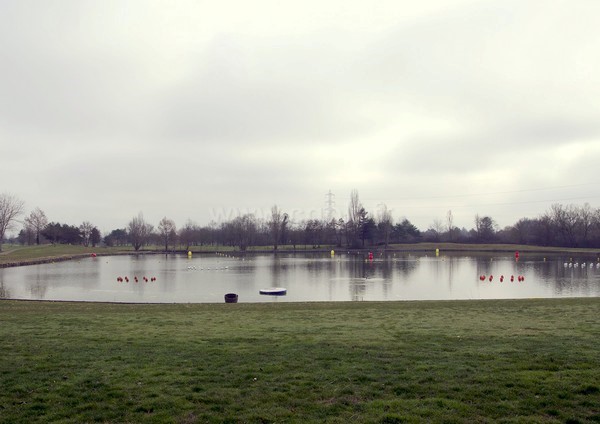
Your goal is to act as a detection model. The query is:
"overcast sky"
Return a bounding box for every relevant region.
[1,0,599,235]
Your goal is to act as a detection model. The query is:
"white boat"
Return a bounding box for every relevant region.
[259,287,287,295]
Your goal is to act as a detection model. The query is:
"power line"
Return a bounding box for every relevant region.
[357,183,598,202]
[395,194,600,210]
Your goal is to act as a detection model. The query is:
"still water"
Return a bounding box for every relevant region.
[1,252,599,303]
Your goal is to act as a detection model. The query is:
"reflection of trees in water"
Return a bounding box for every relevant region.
[379,261,394,297]
[533,257,600,295]
[127,255,152,288]
[349,280,366,301]
[270,254,282,287]
[267,253,341,285]
[306,259,339,278]
[392,257,418,277]
[446,256,458,290]
[475,257,494,277]
[0,280,10,299]
[347,258,376,279]
[380,260,395,280]
[21,267,50,299]
[29,275,48,299]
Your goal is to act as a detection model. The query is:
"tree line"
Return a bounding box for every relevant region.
[1,191,599,252]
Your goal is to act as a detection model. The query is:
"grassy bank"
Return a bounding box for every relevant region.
[2,243,600,268]
[0,298,598,423]
[386,242,600,255]
[0,244,133,267]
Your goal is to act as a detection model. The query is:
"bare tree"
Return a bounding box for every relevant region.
[268,205,288,250]
[79,221,94,247]
[348,189,362,226]
[158,217,177,251]
[428,218,444,242]
[549,203,579,247]
[231,214,257,251]
[304,219,325,248]
[576,203,594,247]
[593,208,600,246]
[0,193,25,251]
[127,213,153,251]
[178,219,199,251]
[24,207,48,245]
[347,189,363,247]
[377,204,394,248]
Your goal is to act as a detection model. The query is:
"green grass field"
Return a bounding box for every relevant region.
[0,244,132,266]
[1,298,598,423]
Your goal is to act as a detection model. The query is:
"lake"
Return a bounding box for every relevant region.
[1,252,599,303]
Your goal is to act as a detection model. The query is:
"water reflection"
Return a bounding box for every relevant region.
[0,252,598,303]
[0,280,10,299]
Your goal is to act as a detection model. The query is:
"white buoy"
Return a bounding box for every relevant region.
[259,287,287,295]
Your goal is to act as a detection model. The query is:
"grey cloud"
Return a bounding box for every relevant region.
[0,2,156,140]
[504,117,600,142]
[381,114,600,181]
[0,40,149,139]
[1,0,599,233]
[154,35,374,144]
[357,0,600,132]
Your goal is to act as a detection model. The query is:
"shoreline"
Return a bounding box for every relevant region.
[0,250,163,268]
[1,296,597,307]
[1,242,599,269]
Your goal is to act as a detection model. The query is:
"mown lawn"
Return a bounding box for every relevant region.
[0,245,131,265]
[0,298,598,423]
[0,298,600,423]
